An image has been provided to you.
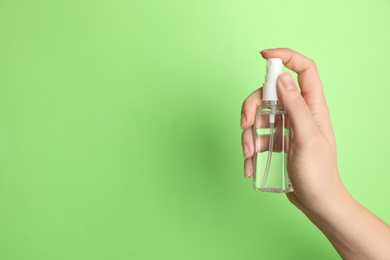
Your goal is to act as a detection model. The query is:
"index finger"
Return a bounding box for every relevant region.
[260,48,332,136]
[260,48,327,111]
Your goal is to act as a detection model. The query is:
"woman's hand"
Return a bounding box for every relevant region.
[241,48,390,260]
[241,48,345,212]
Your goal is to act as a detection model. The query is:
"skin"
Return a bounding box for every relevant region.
[241,48,390,259]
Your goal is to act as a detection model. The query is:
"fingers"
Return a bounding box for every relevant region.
[277,72,318,142]
[241,127,254,159]
[242,128,273,156]
[242,121,290,179]
[260,48,322,100]
[243,48,330,179]
[241,88,262,129]
[260,48,330,129]
[241,88,261,179]
[241,127,254,178]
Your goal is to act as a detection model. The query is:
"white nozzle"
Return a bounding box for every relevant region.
[262,58,283,101]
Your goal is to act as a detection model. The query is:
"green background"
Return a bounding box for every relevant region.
[0,0,389,259]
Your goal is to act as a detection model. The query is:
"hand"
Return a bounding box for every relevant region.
[241,48,346,213]
[241,48,390,259]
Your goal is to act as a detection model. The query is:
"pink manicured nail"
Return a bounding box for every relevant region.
[279,72,296,90]
[240,112,246,128]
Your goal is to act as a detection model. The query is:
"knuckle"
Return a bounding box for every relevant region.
[242,96,253,113]
[242,98,250,111]
[289,94,306,109]
[308,59,317,69]
[241,101,246,113]
[281,47,292,52]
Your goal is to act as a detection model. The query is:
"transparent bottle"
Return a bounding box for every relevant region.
[252,58,293,193]
[253,101,292,193]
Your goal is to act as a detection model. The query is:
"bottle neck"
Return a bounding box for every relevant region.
[263,100,278,106]
[262,100,284,109]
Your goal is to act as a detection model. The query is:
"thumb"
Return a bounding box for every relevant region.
[276,72,317,142]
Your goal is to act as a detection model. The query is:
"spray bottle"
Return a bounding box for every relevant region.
[253,58,293,193]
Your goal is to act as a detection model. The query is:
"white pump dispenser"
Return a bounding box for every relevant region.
[262,58,282,124]
[262,58,283,101]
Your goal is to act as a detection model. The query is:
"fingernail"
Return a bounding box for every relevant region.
[260,49,273,54]
[244,160,251,178]
[279,72,296,90]
[240,112,246,128]
[243,144,249,158]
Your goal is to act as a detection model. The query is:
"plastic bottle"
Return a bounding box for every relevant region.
[253,58,293,193]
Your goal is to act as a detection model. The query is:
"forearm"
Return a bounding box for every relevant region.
[302,184,390,259]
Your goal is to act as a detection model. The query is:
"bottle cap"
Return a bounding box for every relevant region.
[262,58,283,101]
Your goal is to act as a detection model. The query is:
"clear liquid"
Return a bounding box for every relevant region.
[253,103,293,193]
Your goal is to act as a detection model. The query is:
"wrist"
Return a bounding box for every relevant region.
[298,178,359,235]
[307,180,355,219]
[297,176,390,259]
